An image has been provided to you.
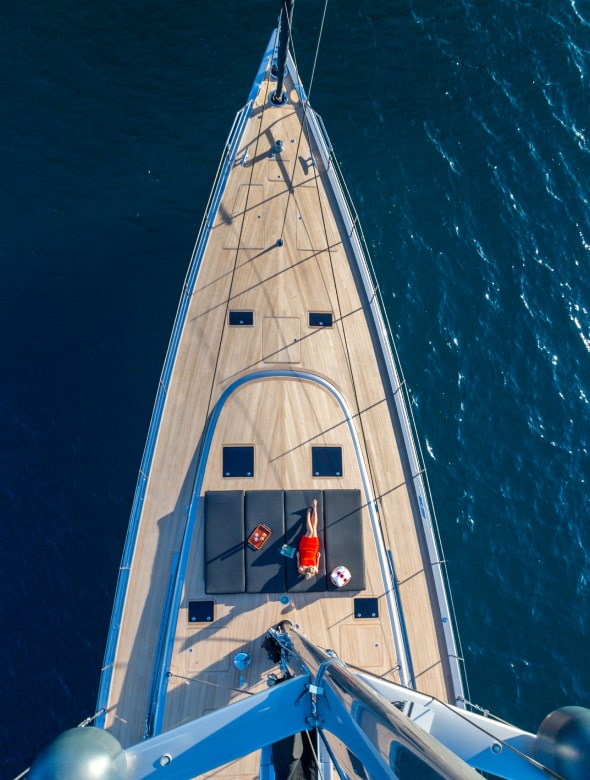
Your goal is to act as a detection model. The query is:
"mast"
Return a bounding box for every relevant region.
[271,0,295,105]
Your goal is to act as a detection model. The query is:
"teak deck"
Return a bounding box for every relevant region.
[100,40,458,779]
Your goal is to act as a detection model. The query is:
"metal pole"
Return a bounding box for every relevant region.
[271,0,295,104]
[268,622,481,780]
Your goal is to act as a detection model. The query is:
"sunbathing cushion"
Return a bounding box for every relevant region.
[205,490,245,594]
[245,490,286,593]
[285,491,326,593]
[324,489,365,591]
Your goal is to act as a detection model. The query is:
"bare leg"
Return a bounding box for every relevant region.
[306,498,318,537]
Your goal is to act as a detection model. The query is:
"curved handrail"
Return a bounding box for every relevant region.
[149,369,414,734]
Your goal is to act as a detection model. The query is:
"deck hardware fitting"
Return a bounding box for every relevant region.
[234,652,251,670]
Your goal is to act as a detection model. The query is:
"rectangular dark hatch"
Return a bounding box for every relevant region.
[223,446,254,477]
[229,310,254,326]
[188,600,215,623]
[309,312,333,327]
[312,446,342,477]
[353,597,379,619]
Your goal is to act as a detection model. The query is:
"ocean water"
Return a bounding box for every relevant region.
[2,0,589,775]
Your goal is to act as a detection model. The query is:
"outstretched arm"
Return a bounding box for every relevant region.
[296,551,304,573]
[315,550,321,573]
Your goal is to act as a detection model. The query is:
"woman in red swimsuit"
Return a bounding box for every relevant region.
[297,498,320,578]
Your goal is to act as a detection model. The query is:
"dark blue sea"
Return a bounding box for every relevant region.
[2,1,589,775]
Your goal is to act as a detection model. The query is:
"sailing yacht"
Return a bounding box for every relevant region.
[27,3,589,779]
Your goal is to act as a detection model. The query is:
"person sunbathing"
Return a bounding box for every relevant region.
[297,498,320,578]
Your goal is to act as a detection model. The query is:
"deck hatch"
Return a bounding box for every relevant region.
[309,312,333,327]
[188,600,215,623]
[312,446,342,477]
[223,446,254,477]
[229,310,254,326]
[354,598,379,619]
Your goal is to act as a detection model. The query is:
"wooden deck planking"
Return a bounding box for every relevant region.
[103,59,455,771]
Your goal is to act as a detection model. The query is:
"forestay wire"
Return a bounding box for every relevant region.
[300,0,329,100]
[278,0,329,242]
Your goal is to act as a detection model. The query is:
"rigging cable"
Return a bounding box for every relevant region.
[167,670,256,697]
[277,0,329,243]
[287,5,473,700]
[303,0,329,99]
[283,3,418,690]
[304,729,326,780]
[288,6,384,543]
